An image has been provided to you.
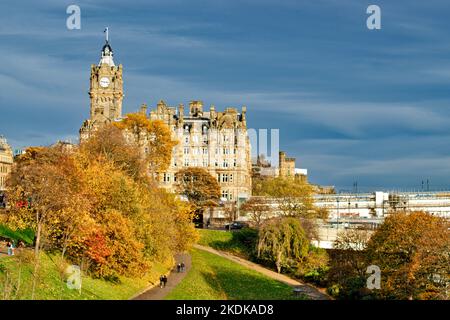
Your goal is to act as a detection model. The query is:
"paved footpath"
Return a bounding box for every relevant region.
[194,244,331,300]
[132,252,191,300]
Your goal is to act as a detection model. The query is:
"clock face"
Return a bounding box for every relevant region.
[99,77,110,88]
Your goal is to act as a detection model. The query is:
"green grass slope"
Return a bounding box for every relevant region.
[166,249,306,300]
[0,251,170,300]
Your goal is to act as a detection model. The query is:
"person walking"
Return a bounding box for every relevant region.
[162,275,168,288]
[6,241,11,256]
[181,262,185,272]
[159,275,164,288]
[6,241,13,256]
[177,263,181,273]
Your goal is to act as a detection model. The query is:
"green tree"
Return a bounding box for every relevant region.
[257,217,309,273]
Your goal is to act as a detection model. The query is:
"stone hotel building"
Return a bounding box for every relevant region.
[80,38,252,203]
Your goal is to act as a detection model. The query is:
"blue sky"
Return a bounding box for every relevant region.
[1,0,450,191]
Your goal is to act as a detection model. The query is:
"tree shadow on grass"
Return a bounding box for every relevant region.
[199,265,305,300]
[208,229,258,259]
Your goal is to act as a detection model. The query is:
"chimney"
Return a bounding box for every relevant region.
[189,100,203,117]
[140,103,147,116]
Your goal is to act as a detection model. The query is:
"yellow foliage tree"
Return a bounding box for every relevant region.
[113,113,177,175]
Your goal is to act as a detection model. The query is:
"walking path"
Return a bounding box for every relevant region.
[132,252,191,300]
[194,244,331,300]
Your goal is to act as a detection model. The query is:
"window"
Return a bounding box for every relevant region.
[184,147,190,155]
[233,159,237,167]
[184,159,189,167]
[203,159,208,167]
[229,174,233,183]
[202,148,208,155]
[222,190,229,200]
[223,160,228,168]
[163,173,170,183]
[185,136,189,144]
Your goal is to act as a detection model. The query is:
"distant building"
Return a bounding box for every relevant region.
[0,136,13,192]
[279,151,307,182]
[314,191,450,219]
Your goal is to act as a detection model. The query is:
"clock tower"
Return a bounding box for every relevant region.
[80,28,123,141]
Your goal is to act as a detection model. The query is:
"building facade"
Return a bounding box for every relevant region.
[80,37,252,203]
[0,136,13,192]
[149,100,252,202]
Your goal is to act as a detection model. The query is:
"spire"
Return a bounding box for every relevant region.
[99,27,115,66]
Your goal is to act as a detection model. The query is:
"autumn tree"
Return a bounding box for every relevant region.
[175,168,221,222]
[253,176,324,219]
[79,125,146,181]
[240,197,271,228]
[365,211,450,300]
[6,147,88,258]
[6,146,90,297]
[6,127,197,282]
[113,113,177,175]
[327,229,373,299]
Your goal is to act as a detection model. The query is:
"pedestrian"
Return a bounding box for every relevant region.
[6,241,12,256]
[181,262,185,272]
[177,263,181,273]
[159,275,164,288]
[163,275,168,287]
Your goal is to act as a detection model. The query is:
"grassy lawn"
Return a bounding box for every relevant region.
[166,249,307,300]
[197,229,256,258]
[0,251,170,300]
